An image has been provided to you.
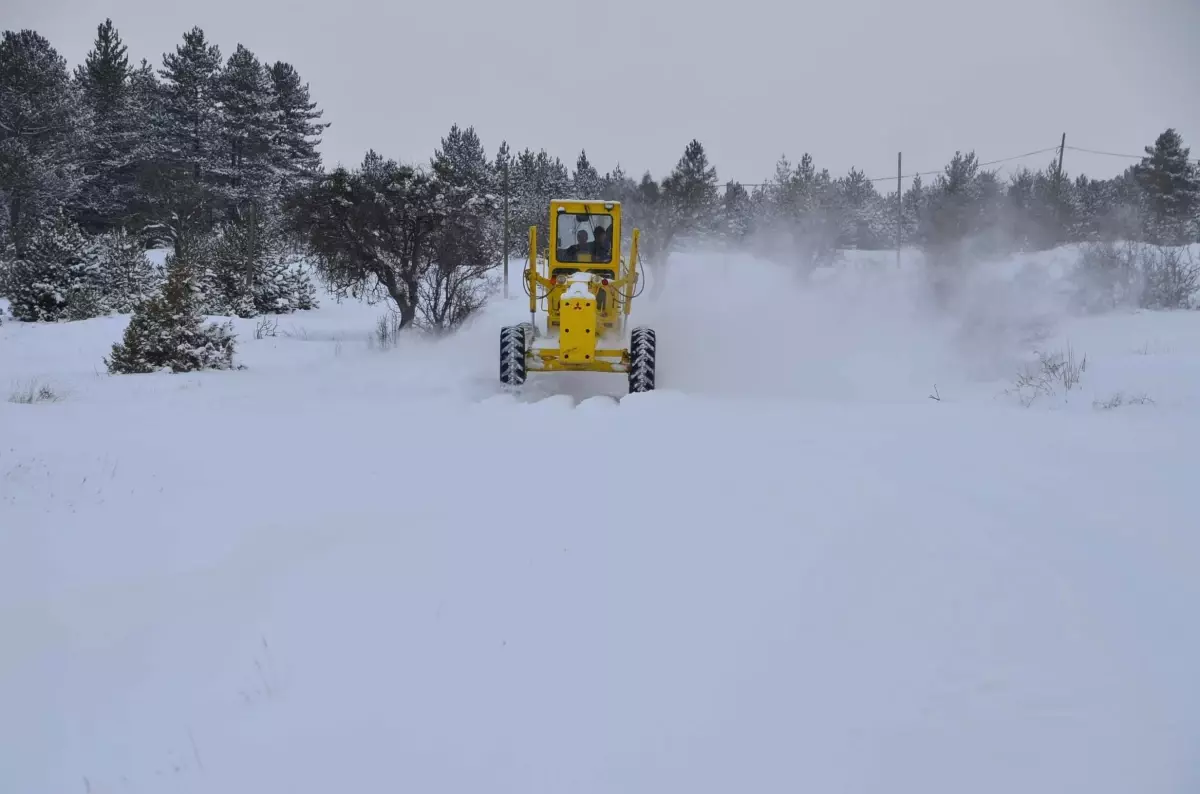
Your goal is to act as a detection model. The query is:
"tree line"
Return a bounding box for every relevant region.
[0,21,324,324]
[2,20,1198,371]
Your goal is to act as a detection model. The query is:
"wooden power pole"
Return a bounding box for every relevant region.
[503,158,510,299]
[896,152,902,268]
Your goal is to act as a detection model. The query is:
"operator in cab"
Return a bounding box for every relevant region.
[592,225,611,262]
[563,229,593,262]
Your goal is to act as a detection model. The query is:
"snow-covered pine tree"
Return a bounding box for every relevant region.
[721,181,753,246]
[204,209,272,316]
[247,209,304,315]
[0,29,89,252]
[836,167,887,249]
[1005,167,1039,251]
[267,61,327,197]
[156,27,224,213]
[1005,161,1076,251]
[572,150,603,197]
[1040,155,1075,247]
[748,153,839,274]
[922,150,984,250]
[287,261,319,310]
[510,148,569,256]
[1070,175,1106,242]
[95,226,163,312]
[597,164,639,252]
[661,139,720,246]
[106,245,236,373]
[74,19,128,117]
[217,45,280,212]
[1133,128,1200,245]
[493,139,516,258]
[902,174,926,247]
[424,123,499,330]
[119,58,170,241]
[199,44,298,314]
[72,19,140,233]
[600,164,637,204]
[493,140,513,189]
[0,209,103,321]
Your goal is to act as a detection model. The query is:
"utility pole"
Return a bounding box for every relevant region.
[1054,133,1067,243]
[501,157,511,299]
[896,152,902,269]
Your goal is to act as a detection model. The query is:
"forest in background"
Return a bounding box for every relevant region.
[3,19,1198,351]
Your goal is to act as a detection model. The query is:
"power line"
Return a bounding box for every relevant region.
[723,144,1063,189]
[719,138,1199,192]
[1065,144,1144,159]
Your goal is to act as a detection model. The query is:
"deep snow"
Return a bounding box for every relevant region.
[2,246,1199,794]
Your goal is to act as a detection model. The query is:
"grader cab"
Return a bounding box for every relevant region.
[499,199,657,393]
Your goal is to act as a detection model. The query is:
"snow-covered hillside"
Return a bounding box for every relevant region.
[2,246,1199,794]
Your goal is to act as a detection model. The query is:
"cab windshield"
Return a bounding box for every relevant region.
[556,212,613,264]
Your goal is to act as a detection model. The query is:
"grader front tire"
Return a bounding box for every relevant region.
[628,326,656,393]
[500,324,529,386]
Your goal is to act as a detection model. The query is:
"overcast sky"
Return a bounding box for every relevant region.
[8,0,1199,189]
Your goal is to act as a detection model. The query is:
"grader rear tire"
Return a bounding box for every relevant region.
[628,326,656,393]
[500,324,529,386]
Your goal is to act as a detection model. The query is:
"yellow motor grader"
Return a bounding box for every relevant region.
[500,199,656,393]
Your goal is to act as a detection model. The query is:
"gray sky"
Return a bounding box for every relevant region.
[8,0,1199,189]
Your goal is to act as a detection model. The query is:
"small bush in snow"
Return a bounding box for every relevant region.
[371,311,403,350]
[1093,392,1154,410]
[1071,241,1199,312]
[1070,241,1144,313]
[105,250,238,374]
[1140,245,1198,309]
[255,316,278,339]
[8,380,60,404]
[417,262,493,334]
[1007,343,1087,407]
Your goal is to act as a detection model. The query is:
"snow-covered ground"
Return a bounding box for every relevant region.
[3,246,1199,793]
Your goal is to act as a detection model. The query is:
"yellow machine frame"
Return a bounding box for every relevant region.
[501,198,656,393]
[524,199,641,373]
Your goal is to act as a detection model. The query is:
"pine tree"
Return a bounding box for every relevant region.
[601,164,637,204]
[837,167,886,249]
[572,150,603,197]
[0,209,103,321]
[157,27,223,205]
[493,140,513,183]
[217,44,279,210]
[267,61,327,196]
[661,139,720,244]
[75,19,129,115]
[510,148,569,256]
[1133,128,1199,244]
[105,247,237,373]
[95,226,163,312]
[0,30,88,250]
[122,58,170,239]
[133,29,225,252]
[722,181,753,244]
[426,124,499,329]
[73,19,152,233]
[902,174,926,246]
[287,262,319,310]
